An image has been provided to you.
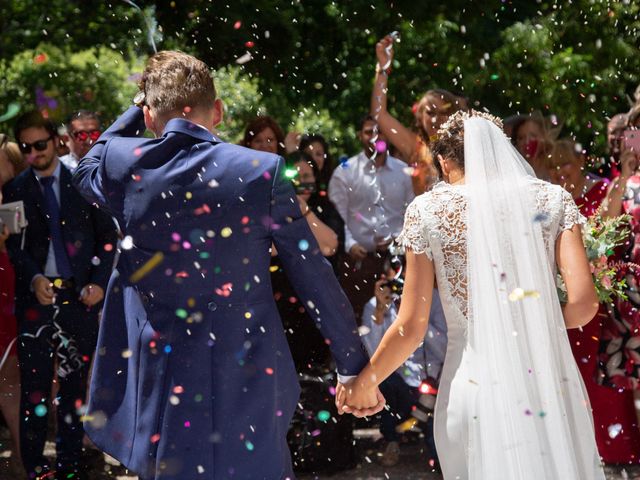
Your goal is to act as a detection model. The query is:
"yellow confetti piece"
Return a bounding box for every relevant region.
[221,227,232,238]
[121,349,133,358]
[269,265,279,273]
[53,279,63,288]
[129,252,164,283]
[244,312,252,319]
[508,288,540,302]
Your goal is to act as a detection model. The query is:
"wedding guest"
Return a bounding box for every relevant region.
[0,133,26,477]
[2,111,117,479]
[60,110,102,172]
[600,105,640,439]
[549,139,640,462]
[270,152,337,371]
[371,35,467,194]
[328,115,414,321]
[503,114,525,139]
[510,113,555,180]
[604,113,628,178]
[360,257,445,468]
[299,133,335,194]
[241,115,286,156]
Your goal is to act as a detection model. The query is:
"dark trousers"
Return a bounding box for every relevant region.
[338,251,389,323]
[17,286,99,476]
[378,373,438,462]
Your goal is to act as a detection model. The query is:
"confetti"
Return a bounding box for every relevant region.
[129,252,164,283]
[508,288,540,302]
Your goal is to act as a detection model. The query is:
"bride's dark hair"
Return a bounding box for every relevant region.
[431,110,503,179]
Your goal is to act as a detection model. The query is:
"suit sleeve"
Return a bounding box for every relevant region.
[88,205,118,290]
[270,157,368,376]
[73,106,146,211]
[1,182,42,285]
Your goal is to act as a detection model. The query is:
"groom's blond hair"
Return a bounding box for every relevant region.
[139,51,216,118]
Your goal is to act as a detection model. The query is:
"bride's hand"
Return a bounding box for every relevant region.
[375,35,395,70]
[339,377,385,418]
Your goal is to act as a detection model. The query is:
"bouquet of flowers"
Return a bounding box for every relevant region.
[557,212,632,304]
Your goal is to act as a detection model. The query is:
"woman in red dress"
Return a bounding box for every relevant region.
[0,135,24,471]
[550,139,640,464]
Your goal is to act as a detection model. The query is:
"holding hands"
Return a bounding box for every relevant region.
[336,377,386,418]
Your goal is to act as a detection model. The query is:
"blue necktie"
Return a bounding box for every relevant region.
[40,176,73,279]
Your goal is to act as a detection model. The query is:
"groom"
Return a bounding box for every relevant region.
[73,50,383,480]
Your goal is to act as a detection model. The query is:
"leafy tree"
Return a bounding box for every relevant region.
[0,44,142,128]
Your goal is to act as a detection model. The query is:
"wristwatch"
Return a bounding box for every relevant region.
[133,91,146,108]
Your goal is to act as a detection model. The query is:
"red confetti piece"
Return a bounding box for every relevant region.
[233,21,242,29]
[151,433,161,443]
[265,367,274,375]
[34,53,48,64]
[245,41,255,48]
[194,204,211,215]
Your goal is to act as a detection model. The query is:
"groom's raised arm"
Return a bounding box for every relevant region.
[269,157,369,377]
[73,106,147,211]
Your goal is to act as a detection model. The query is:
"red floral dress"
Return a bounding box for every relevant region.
[597,174,640,392]
[0,250,17,357]
[569,178,640,463]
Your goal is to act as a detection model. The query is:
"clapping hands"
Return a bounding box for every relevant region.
[335,378,386,418]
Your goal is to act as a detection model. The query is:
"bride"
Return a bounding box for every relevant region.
[338,110,605,479]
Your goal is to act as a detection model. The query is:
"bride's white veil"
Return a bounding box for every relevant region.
[462,115,603,479]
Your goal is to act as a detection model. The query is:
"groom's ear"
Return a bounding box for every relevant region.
[143,105,157,135]
[211,98,224,128]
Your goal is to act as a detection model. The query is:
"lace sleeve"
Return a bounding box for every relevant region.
[395,200,432,259]
[559,189,587,234]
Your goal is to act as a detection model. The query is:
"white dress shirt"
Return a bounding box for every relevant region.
[32,160,63,278]
[59,153,79,172]
[328,152,414,252]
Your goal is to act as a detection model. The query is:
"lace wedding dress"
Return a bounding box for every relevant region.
[397,177,605,480]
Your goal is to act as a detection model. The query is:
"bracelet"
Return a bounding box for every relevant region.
[375,63,391,76]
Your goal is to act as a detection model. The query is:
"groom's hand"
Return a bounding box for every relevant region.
[337,378,386,418]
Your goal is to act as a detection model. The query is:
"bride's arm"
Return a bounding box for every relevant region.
[343,250,434,410]
[556,225,598,328]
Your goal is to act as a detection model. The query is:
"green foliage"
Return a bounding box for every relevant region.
[0,0,637,159]
[0,44,142,128]
[475,1,640,154]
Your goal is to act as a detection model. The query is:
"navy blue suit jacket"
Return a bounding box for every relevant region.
[2,164,117,309]
[72,107,368,479]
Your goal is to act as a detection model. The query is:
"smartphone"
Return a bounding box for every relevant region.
[624,129,640,153]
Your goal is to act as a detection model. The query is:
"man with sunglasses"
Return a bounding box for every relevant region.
[2,110,117,479]
[59,110,102,172]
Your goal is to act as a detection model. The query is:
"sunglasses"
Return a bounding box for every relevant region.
[19,136,52,154]
[71,129,101,142]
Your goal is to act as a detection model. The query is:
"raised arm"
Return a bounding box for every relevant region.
[556,224,598,328]
[370,35,418,162]
[73,106,147,210]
